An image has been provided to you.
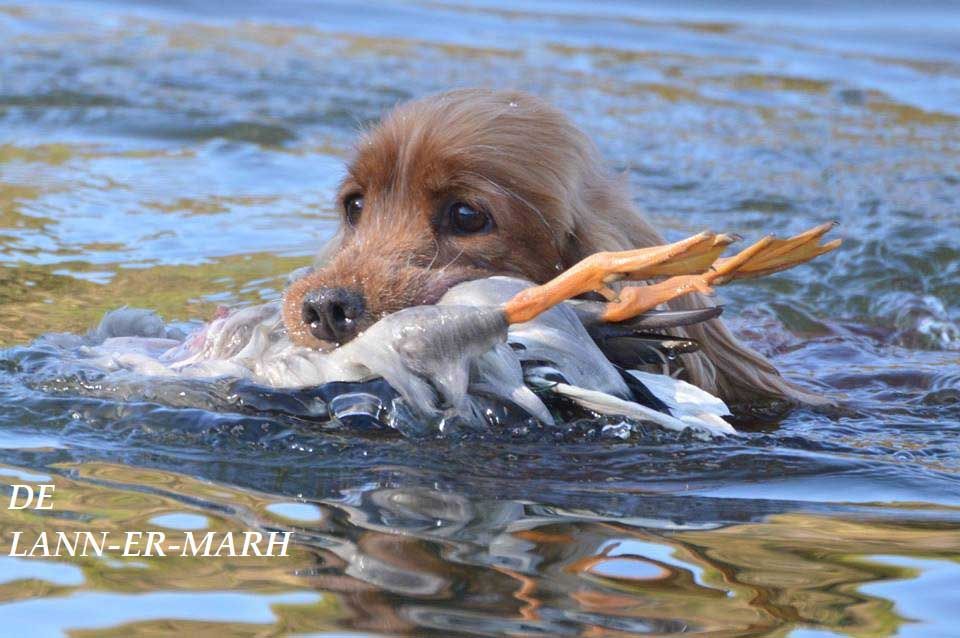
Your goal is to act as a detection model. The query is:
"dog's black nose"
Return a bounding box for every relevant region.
[301,287,366,344]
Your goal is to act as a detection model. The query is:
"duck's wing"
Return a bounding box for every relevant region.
[589,328,702,368]
[573,305,720,369]
[524,365,734,438]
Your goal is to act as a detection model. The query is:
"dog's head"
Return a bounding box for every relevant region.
[283,89,613,348]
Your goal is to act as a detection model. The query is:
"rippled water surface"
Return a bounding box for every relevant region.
[1,1,959,636]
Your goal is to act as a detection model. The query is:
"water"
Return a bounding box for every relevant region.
[1,0,959,635]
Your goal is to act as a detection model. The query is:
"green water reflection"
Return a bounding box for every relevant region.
[0,463,958,636]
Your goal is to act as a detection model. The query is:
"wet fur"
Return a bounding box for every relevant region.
[283,88,824,406]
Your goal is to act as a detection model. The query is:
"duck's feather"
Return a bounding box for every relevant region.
[570,302,723,330]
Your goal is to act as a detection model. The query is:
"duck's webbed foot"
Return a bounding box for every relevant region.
[502,223,841,325]
[602,222,840,322]
[712,220,840,281]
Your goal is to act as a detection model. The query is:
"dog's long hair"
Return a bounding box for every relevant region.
[284,88,823,405]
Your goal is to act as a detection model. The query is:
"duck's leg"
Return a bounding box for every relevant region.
[502,223,840,325]
[502,231,734,324]
[599,234,774,322]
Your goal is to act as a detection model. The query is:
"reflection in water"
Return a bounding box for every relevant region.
[0,462,958,637]
[1,0,960,635]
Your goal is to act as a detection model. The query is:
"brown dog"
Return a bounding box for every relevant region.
[282,88,823,405]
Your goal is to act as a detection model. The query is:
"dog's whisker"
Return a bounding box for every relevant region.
[436,247,466,277]
[425,237,441,271]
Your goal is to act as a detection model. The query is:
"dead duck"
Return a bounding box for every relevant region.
[54,223,839,438]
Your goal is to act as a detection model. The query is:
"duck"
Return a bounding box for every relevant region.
[47,224,839,439]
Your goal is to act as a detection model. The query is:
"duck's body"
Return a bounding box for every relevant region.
[51,276,732,437]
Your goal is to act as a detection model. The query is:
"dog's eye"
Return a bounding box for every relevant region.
[448,202,491,235]
[344,194,364,226]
